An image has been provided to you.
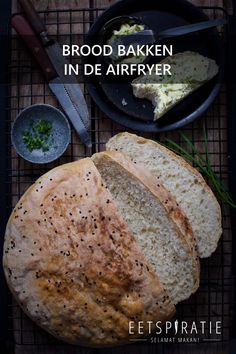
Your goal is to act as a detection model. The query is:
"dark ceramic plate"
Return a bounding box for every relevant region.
[11,104,71,164]
[85,0,223,132]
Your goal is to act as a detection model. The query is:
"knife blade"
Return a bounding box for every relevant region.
[42,41,91,131]
[49,78,92,147]
[12,15,92,148]
[18,0,90,131]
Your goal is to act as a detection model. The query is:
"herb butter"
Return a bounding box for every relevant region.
[132,51,219,120]
[108,23,146,64]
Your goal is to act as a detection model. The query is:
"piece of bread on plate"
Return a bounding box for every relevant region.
[132,51,219,120]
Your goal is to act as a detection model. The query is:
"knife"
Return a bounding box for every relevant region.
[12,15,92,148]
[18,0,90,132]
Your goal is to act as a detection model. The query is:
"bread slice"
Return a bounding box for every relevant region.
[132,51,219,120]
[3,158,175,346]
[92,151,199,305]
[106,132,222,258]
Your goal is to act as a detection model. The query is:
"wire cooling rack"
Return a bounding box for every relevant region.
[2,4,235,353]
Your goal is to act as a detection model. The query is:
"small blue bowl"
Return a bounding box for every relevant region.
[11,104,71,164]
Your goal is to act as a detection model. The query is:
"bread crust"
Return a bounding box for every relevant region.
[3,158,175,347]
[93,151,200,295]
[107,132,222,258]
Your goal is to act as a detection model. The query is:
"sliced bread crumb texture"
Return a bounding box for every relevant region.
[106,132,222,258]
[92,151,199,305]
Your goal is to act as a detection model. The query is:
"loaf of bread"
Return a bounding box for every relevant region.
[132,51,219,120]
[3,159,175,346]
[106,132,222,258]
[92,151,199,304]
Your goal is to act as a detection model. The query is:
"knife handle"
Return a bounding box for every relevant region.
[11,15,57,82]
[18,0,46,36]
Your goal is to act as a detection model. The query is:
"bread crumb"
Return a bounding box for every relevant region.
[122,98,128,106]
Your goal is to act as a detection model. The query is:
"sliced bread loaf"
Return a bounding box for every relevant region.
[3,158,175,346]
[106,132,222,258]
[92,151,200,305]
